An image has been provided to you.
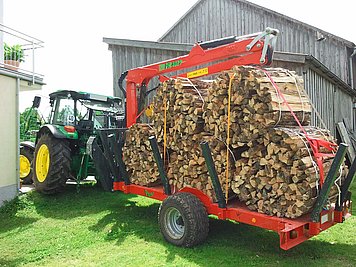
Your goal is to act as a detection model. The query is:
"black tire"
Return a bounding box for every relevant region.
[19,146,34,184]
[158,192,209,247]
[33,134,71,194]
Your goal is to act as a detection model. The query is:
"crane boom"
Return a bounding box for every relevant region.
[121,28,279,128]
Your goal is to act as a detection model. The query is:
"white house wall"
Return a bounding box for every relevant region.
[0,75,18,206]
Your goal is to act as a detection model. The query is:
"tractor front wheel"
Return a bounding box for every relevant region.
[33,134,71,194]
[19,146,34,184]
[158,192,209,247]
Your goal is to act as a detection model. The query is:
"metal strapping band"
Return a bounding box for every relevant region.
[180,77,205,104]
[215,136,237,163]
[163,88,168,166]
[225,73,236,203]
[286,70,306,124]
[334,165,343,207]
[284,127,320,195]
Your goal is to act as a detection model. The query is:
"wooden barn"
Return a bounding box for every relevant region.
[104,0,356,134]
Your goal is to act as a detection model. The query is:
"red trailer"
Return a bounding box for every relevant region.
[91,28,354,250]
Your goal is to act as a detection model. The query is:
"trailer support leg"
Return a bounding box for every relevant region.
[149,136,171,195]
[200,141,226,208]
[107,131,130,185]
[310,143,348,222]
[335,157,356,211]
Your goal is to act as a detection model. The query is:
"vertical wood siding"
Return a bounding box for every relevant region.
[159,0,354,85]
[111,46,186,100]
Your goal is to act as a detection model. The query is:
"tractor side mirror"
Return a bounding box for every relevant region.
[32,96,41,108]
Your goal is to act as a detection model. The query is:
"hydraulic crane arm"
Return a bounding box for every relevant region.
[122,27,279,127]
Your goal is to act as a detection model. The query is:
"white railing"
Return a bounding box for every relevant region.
[0,23,44,83]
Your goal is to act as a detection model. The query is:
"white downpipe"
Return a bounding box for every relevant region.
[16,78,20,192]
[350,47,356,89]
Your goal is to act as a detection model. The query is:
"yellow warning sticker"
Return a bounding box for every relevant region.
[187,67,209,79]
[145,104,154,117]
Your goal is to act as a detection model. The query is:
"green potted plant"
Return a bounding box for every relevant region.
[3,42,25,70]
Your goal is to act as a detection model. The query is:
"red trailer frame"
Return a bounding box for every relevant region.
[113,181,352,250]
[114,28,353,250]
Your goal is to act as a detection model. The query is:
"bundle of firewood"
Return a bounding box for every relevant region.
[231,127,341,218]
[151,79,232,200]
[122,65,344,219]
[203,66,341,218]
[123,123,161,186]
[204,66,311,143]
[167,134,234,201]
[152,78,210,149]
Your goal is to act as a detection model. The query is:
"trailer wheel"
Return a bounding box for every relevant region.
[20,146,34,184]
[158,192,209,247]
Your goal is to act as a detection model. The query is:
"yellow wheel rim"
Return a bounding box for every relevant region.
[36,144,50,182]
[19,155,31,178]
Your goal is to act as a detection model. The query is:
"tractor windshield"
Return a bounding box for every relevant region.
[78,99,121,114]
[52,98,76,126]
[78,99,123,129]
[51,95,123,129]
[93,110,121,129]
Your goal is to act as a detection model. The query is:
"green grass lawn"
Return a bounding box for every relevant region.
[0,183,355,267]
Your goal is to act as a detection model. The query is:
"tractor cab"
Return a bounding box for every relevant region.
[32,90,125,194]
[48,90,124,132]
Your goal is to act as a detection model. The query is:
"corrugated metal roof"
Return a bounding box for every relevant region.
[103,38,192,52]
[158,0,355,47]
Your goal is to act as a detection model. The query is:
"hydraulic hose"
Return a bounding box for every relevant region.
[118,71,128,98]
[118,71,128,126]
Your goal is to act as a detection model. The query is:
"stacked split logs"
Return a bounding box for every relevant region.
[167,134,234,201]
[122,66,345,218]
[203,66,342,218]
[151,79,233,200]
[123,123,161,186]
[232,127,339,218]
[152,79,210,147]
[204,66,311,143]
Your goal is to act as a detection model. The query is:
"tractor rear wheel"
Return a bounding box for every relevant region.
[33,134,71,194]
[158,192,209,247]
[19,146,34,185]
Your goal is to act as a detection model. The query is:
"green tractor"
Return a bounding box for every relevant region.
[19,96,43,184]
[32,90,124,194]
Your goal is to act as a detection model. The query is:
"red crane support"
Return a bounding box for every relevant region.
[124,28,279,128]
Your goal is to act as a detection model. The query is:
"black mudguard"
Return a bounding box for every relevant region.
[36,125,67,143]
[20,141,35,151]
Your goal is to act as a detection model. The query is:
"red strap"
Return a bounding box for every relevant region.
[258,68,336,185]
[135,104,151,121]
[308,138,337,185]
